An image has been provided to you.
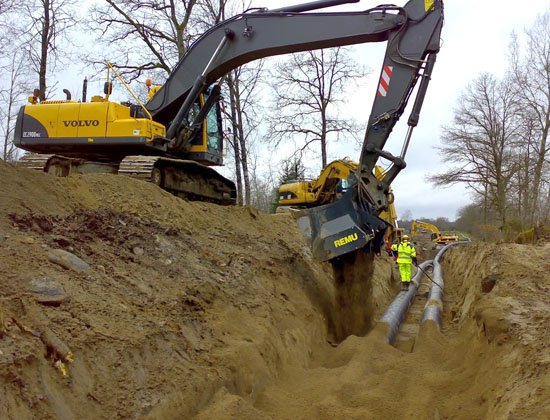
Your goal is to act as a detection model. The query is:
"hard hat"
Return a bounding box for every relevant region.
[402,234,409,240]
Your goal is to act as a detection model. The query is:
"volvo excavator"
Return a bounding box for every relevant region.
[14,0,444,262]
[15,65,236,204]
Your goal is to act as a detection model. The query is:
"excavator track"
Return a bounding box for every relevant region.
[17,153,236,206]
[123,156,236,205]
[16,153,53,171]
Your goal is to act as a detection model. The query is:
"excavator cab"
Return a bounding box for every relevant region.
[184,87,225,166]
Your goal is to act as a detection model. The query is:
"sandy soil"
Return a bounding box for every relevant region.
[0,160,548,419]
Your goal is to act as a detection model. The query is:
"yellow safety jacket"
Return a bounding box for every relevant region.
[391,241,416,264]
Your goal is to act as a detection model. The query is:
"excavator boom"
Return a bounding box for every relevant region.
[145,0,444,261]
[148,6,401,125]
[144,0,444,261]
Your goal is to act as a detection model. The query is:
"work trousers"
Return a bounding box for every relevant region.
[398,263,412,283]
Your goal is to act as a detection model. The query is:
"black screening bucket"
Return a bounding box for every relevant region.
[294,188,389,261]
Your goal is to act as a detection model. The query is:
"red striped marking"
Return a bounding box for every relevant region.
[377,65,393,97]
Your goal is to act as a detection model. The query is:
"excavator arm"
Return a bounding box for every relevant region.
[146,0,407,128]
[145,0,443,261]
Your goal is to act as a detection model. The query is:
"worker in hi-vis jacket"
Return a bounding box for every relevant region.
[391,235,418,291]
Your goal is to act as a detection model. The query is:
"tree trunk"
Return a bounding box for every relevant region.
[3,94,13,161]
[39,0,50,101]
[530,123,549,224]
[320,110,328,167]
[227,74,243,206]
[233,74,251,206]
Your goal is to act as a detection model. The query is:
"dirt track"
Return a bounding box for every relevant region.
[0,160,548,419]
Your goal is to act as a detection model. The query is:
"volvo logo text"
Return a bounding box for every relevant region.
[63,120,100,127]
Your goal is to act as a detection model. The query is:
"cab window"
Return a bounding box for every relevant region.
[205,105,222,152]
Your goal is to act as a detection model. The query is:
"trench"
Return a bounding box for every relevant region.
[144,243,532,419]
[185,243,527,420]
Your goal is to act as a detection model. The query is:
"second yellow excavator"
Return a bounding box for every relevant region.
[277,159,357,210]
[410,220,459,245]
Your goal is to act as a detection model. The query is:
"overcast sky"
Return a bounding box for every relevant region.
[245,0,549,221]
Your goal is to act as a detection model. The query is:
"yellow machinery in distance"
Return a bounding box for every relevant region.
[278,159,404,247]
[410,220,459,245]
[278,159,356,209]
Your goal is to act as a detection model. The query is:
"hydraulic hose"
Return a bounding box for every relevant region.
[378,260,433,344]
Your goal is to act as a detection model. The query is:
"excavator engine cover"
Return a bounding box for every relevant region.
[295,188,389,261]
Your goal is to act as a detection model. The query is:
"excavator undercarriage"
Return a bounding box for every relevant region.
[17,153,236,205]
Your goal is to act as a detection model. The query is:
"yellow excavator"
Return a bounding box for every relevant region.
[410,220,459,245]
[277,159,357,210]
[15,63,236,204]
[14,0,443,262]
[277,159,404,247]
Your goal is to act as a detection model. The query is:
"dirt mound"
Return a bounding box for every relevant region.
[1,160,548,419]
[0,161,397,418]
[441,243,550,419]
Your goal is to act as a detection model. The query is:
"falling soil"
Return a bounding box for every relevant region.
[0,160,548,419]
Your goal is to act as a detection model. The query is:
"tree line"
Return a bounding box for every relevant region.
[430,11,550,234]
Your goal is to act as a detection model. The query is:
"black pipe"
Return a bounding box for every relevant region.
[269,0,359,13]
[420,242,469,328]
[378,260,432,344]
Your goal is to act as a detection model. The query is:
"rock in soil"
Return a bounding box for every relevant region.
[47,249,91,273]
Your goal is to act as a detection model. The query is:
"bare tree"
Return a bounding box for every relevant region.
[194,0,230,29]
[224,77,244,205]
[429,73,520,229]
[247,152,278,213]
[23,0,75,101]
[0,1,30,161]
[0,1,21,60]
[0,0,14,23]
[279,157,307,184]
[509,10,550,224]
[195,0,264,206]
[267,47,368,168]
[0,0,12,13]
[89,0,200,82]
[0,52,29,161]
[224,63,264,205]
